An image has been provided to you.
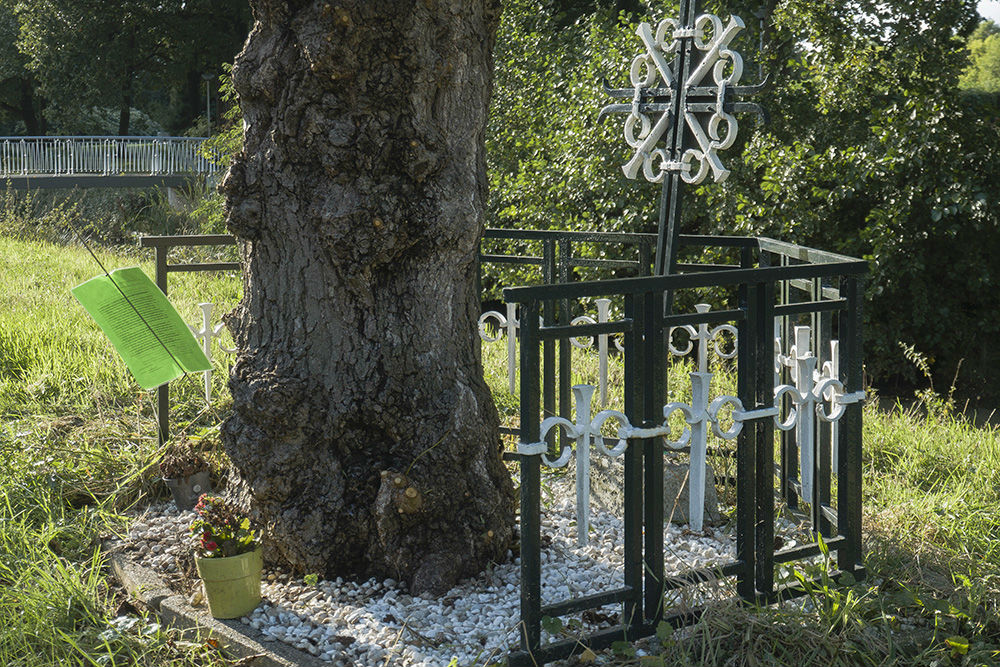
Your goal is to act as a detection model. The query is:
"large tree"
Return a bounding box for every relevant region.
[220,0,516,595]
[0,1,44,134]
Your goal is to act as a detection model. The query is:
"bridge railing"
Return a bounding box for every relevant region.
[0,136,217,178]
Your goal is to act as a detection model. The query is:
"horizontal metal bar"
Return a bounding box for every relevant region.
[541,586,636,617]
[479,254,545,266]
[676,262,741,272]
[820,505,839,526]
[508,625,631,667]
[499,426,521,436]
[772,535,847,564]
[662,560,744,591]
[755,564,866,606]
[757,237,863,265]
[3,135,207,141]
[165,262,241,273]
[2,175,199,189]
[504,261,866,303]
[676,234,757,248]
[483,229,755,248]
[508,604,707,667]
[773,299,847,317]
[537,319,634,341]
[483,228,655,244]
[567,258,642,270]
[662,308,745,328]
[787,279,841,299]
[140,234,236,248]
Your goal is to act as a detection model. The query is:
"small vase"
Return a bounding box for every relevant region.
[195,547,263,619]
[163,470,212,511]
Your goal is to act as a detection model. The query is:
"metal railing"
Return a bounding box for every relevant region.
[0,136,217,177]
[504,237,866,665]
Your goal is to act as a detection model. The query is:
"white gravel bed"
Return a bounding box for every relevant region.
[122,475,812,667]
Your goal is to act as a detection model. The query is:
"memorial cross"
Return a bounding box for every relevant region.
[600,0,766,275]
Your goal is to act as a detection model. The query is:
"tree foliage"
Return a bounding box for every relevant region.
[961,20,1000,92]
[2,0,249,135]
[488,0,1000,396]
[0,0,44,134]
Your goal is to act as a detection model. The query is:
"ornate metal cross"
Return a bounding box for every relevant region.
[600,0,766,275]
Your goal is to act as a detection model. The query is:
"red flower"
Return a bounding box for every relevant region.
[201,536,218,551]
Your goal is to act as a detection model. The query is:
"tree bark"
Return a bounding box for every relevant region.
[220,0,515,595]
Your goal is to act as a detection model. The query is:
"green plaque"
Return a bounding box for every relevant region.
[72,267,211,389]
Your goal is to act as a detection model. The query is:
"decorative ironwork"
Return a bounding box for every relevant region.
[188,302,236,403]
[599,0,766,275]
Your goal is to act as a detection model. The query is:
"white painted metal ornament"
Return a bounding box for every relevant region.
[518,363,863,536]
[773,326,864,501]
[188,302,236,402]
[618,12,748,185]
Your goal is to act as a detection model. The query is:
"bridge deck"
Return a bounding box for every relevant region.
[2,174,203,190]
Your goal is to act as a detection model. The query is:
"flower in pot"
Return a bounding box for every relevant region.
[159,441,212,511]
[189,494,263,619]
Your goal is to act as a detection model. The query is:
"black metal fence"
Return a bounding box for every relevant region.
[502,235,866,665]
[140,231,866,666]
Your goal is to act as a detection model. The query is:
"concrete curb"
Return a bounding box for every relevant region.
[106,543,326,667]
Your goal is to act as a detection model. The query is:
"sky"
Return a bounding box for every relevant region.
[980,1,1000,23]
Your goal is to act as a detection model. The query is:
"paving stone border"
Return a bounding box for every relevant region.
[107,542,325,667]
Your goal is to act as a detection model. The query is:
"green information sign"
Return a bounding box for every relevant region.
[72,267,211,389]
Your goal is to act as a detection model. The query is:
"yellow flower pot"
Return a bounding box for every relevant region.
[194,547,262,619]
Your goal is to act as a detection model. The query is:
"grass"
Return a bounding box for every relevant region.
[2,222,1000,665]
[0,223,241,665]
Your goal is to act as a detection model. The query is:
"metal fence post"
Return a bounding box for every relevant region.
[518,299,542,656]
[642,288,665,626]
[838,276,864,575]
[155,244,170,446]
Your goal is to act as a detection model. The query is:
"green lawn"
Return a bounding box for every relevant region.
[1,234,998,666]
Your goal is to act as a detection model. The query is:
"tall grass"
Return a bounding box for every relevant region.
[3,226,1000,665]
[1,230,240,665]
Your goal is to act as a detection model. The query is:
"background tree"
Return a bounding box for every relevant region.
[961,20,1000,91]
[0,0,44,134]
[220,0,515,594]
[12,0,250,136]
[16,0,182,135]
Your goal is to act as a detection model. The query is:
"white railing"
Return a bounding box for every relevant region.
[519,364,864,538]
[0,136,217,177]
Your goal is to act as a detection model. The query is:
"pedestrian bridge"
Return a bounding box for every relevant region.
[0,136,218,189]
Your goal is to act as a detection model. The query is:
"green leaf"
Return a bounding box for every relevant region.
[611,641,636,657]
[540,615,563,635]
[655,620,673,642]
[945,635,970,655]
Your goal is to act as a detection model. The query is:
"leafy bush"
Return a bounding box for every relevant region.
[488,0,1000,398]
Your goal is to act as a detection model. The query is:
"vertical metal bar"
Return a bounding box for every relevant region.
[838,276,864,574]
[779,253,798,509]
[519,300,542,654]
[815,278,833,537]
[754,280,775,598]
[543,240,556,451]
[735,281,756,600]
[643,289,665,626]
[623,293,643,639]
[155,245,170,446]
[639,240,652,278]
[558,240,572,450]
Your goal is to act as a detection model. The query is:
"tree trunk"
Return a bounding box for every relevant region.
[18,77,44,136]
[118,75,133,136]
[220,0,515,595]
